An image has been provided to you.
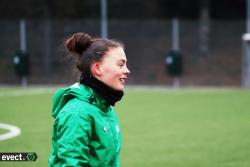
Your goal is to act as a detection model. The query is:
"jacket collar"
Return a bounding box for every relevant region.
[79,74,124,106]
[78,83,112,113]
[51,83,112,118]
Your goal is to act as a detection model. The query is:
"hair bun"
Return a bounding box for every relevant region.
[65,32,92,55]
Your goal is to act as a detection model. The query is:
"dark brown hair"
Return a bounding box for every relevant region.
[65,32,124,74]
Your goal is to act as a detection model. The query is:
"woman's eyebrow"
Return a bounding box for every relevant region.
[118,59,126,63]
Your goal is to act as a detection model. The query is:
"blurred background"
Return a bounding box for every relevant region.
[1,1,250,167]
[0,0,249,88]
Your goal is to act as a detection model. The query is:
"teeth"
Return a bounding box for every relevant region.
[120,78,126,83]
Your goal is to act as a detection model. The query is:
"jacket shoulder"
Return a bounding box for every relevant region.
[59,98,95,118]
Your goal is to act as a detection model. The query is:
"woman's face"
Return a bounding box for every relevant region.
[94,47,130,91]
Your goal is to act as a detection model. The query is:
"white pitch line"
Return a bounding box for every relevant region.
[0,88,55,97]
[0,123,21,140]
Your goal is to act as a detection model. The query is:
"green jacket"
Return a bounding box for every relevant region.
[48,83,122,167]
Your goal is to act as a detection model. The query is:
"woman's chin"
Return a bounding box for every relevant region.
[113,85,124,91]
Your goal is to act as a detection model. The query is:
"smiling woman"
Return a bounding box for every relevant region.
[93,47,129,90]
[48,32,130,167]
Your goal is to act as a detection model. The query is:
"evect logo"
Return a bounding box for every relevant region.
[0,152,37,161]
[1,153,23,161]
[26,153,37,161]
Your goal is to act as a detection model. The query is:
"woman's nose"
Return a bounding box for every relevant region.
[124,65,130,74]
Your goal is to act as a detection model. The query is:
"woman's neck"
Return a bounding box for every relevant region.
[80,73,124,106]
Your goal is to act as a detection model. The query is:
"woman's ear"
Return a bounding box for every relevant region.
[91,63,102,76]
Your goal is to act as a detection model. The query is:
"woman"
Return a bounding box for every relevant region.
[48,32,130,167]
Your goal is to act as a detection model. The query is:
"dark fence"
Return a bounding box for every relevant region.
[0,19,245,86]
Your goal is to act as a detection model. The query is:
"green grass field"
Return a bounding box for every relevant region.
[0,87,250,167]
